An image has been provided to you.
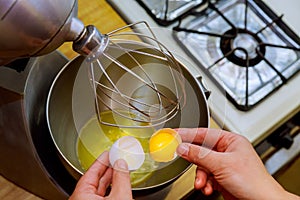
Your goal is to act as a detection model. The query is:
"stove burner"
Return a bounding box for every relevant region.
[220,28,265,67]
[136,0,205,26]
[173,0,300,111]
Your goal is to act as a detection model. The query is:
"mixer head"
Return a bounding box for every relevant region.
[82,22,186,128]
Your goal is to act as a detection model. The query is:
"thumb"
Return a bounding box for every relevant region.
[110,159,133,199]
[177,143,221,173]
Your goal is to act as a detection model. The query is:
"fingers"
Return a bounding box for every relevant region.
[110,159,133,199]
[194,167,208,189]
[97,167,113,196]
[177,142,222,173]
[177,128,229,149]
[194,167,214,196]
[72,153,132,199]
[201,178,214,196]
[76,151,110,189]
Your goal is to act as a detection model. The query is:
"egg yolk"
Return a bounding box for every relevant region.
[149,128,181,162]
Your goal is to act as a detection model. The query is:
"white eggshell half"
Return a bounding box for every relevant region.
[109,136,145,171]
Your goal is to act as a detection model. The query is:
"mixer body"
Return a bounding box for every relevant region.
[0,0,93,65]
[0,0,85,198]
[0,51,77,199]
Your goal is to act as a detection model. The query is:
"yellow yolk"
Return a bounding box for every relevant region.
[149,128,182,162]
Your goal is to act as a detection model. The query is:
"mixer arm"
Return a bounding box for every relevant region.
[0,0,102,66]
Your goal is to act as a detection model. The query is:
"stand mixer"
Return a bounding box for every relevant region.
[0,0,104,199]
[0,0,104,66]
[0,0,210,199]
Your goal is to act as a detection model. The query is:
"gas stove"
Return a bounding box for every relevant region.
[108,0,300,145]
[173,0,300,111]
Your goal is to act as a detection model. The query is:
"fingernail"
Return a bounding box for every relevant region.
[177,143,189,156]
[115,159,128,170]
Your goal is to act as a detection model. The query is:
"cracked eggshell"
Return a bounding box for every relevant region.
[109,136,145,171]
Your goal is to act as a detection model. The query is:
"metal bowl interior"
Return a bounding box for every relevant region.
[46,44,209,190]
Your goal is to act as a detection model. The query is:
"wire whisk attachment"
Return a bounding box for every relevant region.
[84,21,186,128]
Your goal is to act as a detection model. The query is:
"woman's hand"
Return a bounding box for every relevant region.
[69,151,132,200]
[176,128,298,200]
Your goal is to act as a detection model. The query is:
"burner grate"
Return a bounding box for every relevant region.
[174,0,300,111]
[136,0,206,26]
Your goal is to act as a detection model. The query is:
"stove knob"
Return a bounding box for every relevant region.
[280,134,294,149]
[269,122,295,149]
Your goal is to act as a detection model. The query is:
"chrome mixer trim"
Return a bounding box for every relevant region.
[0,0,17,20]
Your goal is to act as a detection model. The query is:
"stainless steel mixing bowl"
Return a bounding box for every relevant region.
[46,44,209,191]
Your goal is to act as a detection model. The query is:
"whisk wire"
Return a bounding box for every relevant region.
[86,21,185,128]
[108,35,182,104]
